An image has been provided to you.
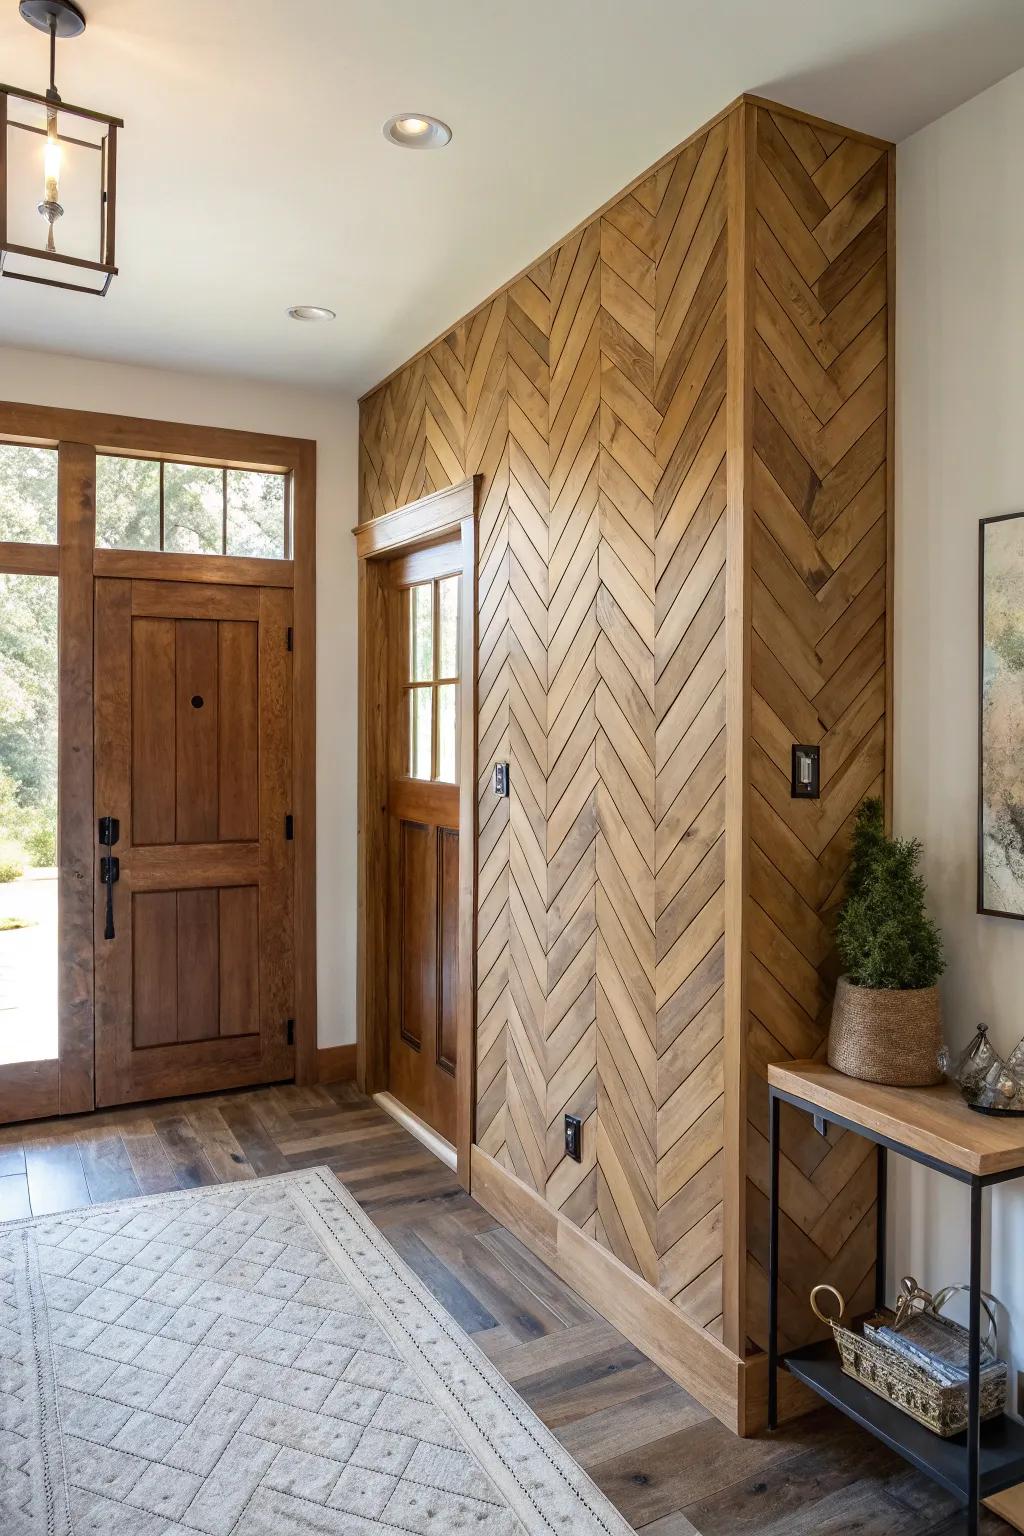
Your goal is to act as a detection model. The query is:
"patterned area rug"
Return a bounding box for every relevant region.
[0,1166,634,1535]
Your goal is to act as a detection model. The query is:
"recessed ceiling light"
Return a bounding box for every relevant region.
[288,305,336,322]
[383,114,452,149]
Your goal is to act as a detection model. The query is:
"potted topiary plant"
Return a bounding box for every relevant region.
[829,798,947,1086]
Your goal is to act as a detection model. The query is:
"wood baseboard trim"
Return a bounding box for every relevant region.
[317,1044,357,1084]
[374,1092,458,1170]
[738,1349,822,1434]
[470,1146,744,1432]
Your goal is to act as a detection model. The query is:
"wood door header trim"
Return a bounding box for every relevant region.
[353,477,477,552]
[94,548,294,588]
[0,400,314,472]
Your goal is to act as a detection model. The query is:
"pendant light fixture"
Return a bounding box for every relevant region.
[1,0,122,295]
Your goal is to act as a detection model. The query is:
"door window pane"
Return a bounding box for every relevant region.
[437,683,458,783]
[409,688,433,780]
[438,576,459,679]
[409,584,433,682]
[226,470,286,558]
[164,463,223,554]
[0,573,58,1064]
[96,455,161,550]
[0,444,57,544]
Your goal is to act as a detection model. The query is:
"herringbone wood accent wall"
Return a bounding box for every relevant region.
[359,94,892,1419]
[743,106,890,1355]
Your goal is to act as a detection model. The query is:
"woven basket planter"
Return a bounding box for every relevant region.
[827,976,944,1087]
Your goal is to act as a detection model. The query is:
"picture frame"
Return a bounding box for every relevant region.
[978,510,1024,919]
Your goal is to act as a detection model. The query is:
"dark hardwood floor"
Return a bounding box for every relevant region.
[0,1081,1012,1535]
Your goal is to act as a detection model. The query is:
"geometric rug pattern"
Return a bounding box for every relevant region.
[0,1167,633,1535]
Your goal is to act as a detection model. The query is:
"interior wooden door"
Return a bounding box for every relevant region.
[94,577,294,1105]
[386,541,462,1144]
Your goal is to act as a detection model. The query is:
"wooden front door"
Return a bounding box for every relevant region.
[94,577,294,1105]
[386,541,462,1143]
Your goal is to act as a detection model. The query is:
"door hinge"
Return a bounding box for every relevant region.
[286,1019,295,1046]
[286,626,293,652]
[285,813,294,840]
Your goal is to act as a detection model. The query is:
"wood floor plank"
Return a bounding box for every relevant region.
[217,1098,292,1176]
[150,1113,220,1187]
[119,1120,181,1194]
[24,1137,91,1215]
[0,1171,31,1219]
[77,1134,143,1203]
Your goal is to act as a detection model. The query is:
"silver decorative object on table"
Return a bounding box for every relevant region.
[940,1024,1024,1115]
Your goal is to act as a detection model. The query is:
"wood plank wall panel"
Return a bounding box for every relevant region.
[744,107,888,1353]
[358,95,891,1391]
[654,124,731,1335]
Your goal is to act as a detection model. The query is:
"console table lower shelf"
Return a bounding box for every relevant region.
[783,1340,1024,1503]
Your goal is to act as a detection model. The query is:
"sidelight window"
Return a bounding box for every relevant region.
[0,444,58,544]
[405,574,460,783]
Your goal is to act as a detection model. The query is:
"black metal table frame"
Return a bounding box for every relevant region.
[767,1082,1024,1536]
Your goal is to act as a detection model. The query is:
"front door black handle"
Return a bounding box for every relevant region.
[98,817,120,940]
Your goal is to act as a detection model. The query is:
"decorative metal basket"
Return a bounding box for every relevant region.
[810,1278,1007,1438]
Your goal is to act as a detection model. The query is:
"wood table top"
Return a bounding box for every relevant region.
[768,1060,1024,1177]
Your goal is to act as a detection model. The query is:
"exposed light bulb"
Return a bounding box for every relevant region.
[38,108,64,253]
[397,116,429,135]
[44,134,61,205]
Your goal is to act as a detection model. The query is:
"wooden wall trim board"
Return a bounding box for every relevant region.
[0,400,309,471]
[353,476,477,551]
[884,147,897,829]
[471,1147,744,1432]
[721,95,756,1361]
[317,1043,357,1083]
[455,510,479,1187]
[0,402,318,1118]
[355,477,479,1187]
[360,91,894,1436]
[291,439,318,1086]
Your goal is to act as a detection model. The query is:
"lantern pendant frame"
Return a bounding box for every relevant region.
[1,0,122,296]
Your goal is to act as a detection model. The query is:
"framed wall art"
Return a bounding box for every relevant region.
[979,510,1024,917]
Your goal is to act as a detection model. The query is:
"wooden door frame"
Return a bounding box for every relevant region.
[354,476,478,1188]
[0,400,317,1123]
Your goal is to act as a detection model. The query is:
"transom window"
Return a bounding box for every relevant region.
[405,575,460,783]
[95,455,290,559]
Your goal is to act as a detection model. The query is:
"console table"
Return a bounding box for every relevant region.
[767,1060,1024,1536]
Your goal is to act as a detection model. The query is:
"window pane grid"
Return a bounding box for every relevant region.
[96,454,289,558]
[403,574,460,784]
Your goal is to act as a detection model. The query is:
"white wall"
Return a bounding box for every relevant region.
[0,346,358,1049]
[896,65,1024,1394]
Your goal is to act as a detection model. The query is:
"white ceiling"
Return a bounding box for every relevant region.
[1,0,1022,395]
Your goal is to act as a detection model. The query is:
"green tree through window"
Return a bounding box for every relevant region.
[0,448,59,876]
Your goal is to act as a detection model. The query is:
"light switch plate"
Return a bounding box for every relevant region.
[791,743,820,799]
